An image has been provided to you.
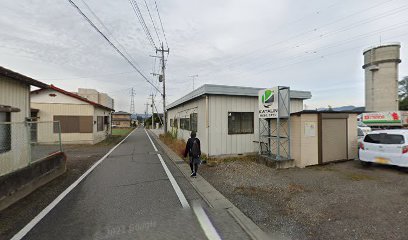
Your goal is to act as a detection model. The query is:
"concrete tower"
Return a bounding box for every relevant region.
[362,43,401,112]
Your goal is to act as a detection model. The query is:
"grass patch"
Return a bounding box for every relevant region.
[112,128,133,136]
[97,128,134,146]
[159,132,186,158]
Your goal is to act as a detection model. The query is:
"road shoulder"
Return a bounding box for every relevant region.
[149,130,270,240]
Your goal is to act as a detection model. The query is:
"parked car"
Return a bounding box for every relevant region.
[357,122,371,142]
[359,130,408,168]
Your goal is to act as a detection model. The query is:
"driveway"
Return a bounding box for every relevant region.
[200,159,408,240]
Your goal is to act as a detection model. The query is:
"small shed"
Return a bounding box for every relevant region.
[281,111,359,168]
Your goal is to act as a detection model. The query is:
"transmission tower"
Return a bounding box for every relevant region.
[130,88,136,114]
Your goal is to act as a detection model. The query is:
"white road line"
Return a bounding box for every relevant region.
[192,202,222,240]
[145,130,222,240]
[11,129,136,240]
[145,129,158,151]
[144,129,189,208]
[157,154,190,208]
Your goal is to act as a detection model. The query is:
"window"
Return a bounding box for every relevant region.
[0,112,11,153]
[104,116,110,125]
[170,119,174,127]
[174,118,178,128]
[364,133,405,144]
[190,113,198,132]
[53,116,93,133]
[97,116,104,131]
[228,112,254,134]
[180,118,190,130]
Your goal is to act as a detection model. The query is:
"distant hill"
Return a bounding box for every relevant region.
[317,105,364,112]
[132,113,151,120]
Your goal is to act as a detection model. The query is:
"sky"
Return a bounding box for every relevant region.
[0,0,407,113]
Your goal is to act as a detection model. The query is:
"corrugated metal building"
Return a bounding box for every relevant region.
[166,84,312,157]
[31,85,114,144]
[0,66,49,176]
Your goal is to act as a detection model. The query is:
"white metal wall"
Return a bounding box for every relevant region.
[167,96,208,154]
[208,96,305,156]
[0,77,30,176]
[208,95,259,156]
[167,95,305,156]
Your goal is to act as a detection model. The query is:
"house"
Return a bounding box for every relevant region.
[31,85,114,144]
[0,66,66,210]
[112,111,132,128]
[166,84,312,156]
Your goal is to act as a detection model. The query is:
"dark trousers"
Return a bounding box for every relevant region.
[189,157,199,173]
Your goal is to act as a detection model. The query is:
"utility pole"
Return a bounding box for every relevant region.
[156,43,169,133]
[130,88,136,115]
[189,75,198,90]
[144,102,149,127]
[150,94,155,129]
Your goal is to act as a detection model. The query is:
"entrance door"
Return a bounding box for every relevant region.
[322,118,348,163]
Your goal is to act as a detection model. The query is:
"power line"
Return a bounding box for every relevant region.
[39,70,137,80]
[196,1,405,77]
[204,0,396,68]
[229,30,408,81]
[79,0,140,66]
[66,0,162,95]
[143,0,162,45]
[128,0,157,50]
[154,1,169,48]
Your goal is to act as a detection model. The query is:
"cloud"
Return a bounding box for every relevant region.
[0,0,407,113]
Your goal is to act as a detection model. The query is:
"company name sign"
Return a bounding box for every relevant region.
[259,88,278,118]
[258,87,290,119]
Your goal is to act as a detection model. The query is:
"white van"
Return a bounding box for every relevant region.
[359,130,408,168]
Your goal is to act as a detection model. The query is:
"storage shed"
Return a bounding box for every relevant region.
[166,84,312,157]
[281,111,359,168]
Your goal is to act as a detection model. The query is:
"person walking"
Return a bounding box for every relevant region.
[184,131,201,177]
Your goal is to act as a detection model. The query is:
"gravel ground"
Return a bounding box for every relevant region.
[200,159,408,240]
[0,139,123,240]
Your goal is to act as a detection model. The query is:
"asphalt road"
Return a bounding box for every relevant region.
[16,128,249,240]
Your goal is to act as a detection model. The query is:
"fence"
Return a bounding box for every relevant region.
[0,121,62,177]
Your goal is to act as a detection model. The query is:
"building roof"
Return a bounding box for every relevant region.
[112,118,131,121]
[167,84,312,110]
[112,111,131,115]
[293,110,361,115]
[0,66,49,88]
[31,85,114,111]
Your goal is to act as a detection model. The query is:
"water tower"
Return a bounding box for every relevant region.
[362,43,401,112]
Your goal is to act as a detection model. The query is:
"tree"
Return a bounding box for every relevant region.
[328,105,333,111]
[399,76,408,110]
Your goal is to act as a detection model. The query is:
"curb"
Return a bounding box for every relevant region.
[149,131,270,240]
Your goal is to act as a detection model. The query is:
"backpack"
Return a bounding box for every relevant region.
[191,138,200,158]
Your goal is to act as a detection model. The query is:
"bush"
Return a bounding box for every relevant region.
[159,132,186,158]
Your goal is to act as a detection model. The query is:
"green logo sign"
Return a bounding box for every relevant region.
[261,89,274,108]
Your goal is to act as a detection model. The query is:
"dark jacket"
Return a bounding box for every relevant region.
[184,137,201,158]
